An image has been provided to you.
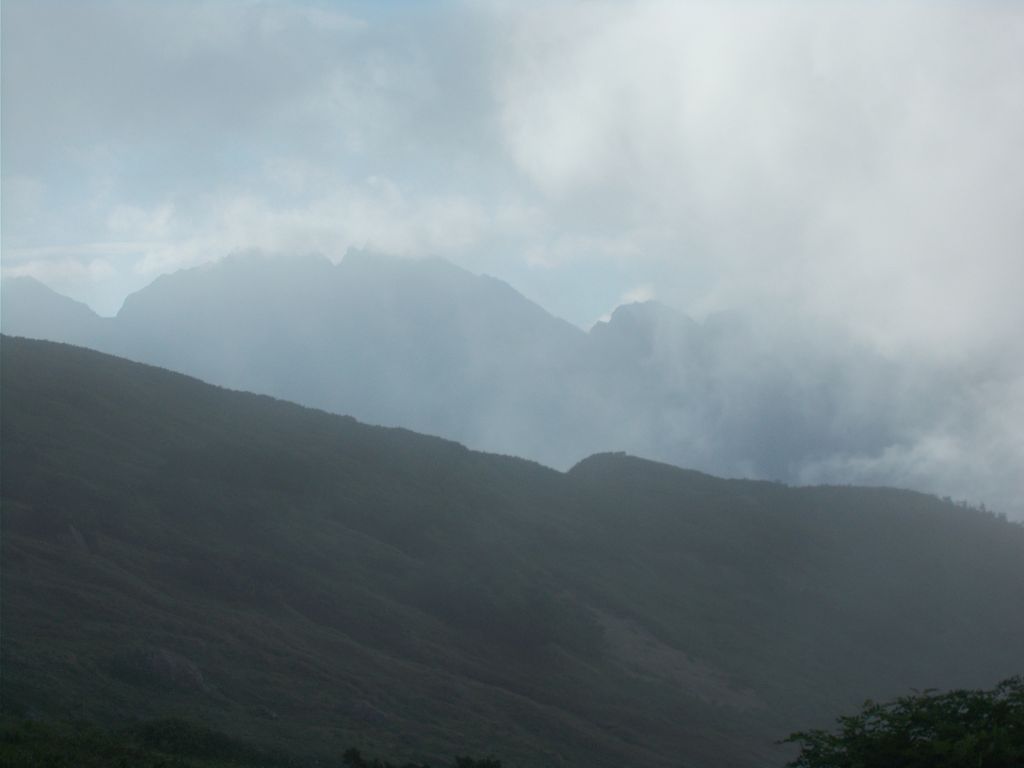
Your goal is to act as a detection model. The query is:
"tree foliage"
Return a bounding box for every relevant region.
[784,676,1024,768]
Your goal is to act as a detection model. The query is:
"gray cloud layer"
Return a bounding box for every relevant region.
[2,1,1022,514]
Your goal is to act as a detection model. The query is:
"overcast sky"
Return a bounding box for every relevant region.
[3,1,1023,510]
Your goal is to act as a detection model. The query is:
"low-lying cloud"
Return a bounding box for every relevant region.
[2,0,1021,514]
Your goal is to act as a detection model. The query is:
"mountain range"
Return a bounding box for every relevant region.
[2,336,1022,767]
[4,251,982,511]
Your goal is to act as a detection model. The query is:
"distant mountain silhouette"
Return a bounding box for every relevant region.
[0,252,1005,512]
[3,336,1022,767]
[0,275,111,347]
[3,254,596,465]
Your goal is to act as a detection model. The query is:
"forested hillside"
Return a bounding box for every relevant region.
[2,336,1022,767]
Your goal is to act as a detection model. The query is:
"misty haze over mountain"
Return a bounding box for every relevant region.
[3,2,1024,765]
[4,250,1020,519]
[3,1,1022,517]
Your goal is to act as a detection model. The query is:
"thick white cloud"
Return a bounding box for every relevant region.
[488,0,1024,358]
[7,1,1020,351]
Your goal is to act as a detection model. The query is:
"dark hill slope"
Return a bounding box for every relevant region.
[2,336,1022,768]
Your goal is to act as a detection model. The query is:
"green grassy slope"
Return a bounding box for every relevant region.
[2,336,1022,767]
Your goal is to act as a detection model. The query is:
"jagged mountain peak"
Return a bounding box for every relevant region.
[591,299,699,339]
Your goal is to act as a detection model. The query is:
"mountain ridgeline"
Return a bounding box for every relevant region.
[4,251,984,513]
[2,336,1022,767]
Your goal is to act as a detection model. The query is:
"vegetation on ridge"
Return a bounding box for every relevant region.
[784,676,1024,768]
